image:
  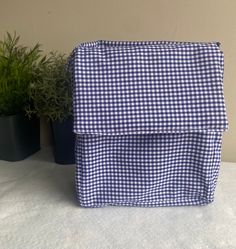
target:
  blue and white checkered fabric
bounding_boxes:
[69,40,228,208]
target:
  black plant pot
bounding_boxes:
[0,113,40,161]
[51,116,75,164]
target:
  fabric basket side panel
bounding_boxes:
[75,132,222,208]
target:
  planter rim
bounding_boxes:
[51,115,73,124]
[0,112,27,119]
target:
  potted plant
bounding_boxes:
[0,32,46,161]
[26,52,75,164]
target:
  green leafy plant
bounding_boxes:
[26,52,72,122]
[0,32,47,116]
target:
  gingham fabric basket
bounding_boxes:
[68,40,228,208]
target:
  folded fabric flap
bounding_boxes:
[69,40,228,135]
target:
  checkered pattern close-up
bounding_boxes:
[68,40,228,208]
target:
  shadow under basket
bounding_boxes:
[0,113,40,162]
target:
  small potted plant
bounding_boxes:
[0,32,46,161]
[26,52,75,164]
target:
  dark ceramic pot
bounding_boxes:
[0,113,40,161]
[51,116,75,164]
